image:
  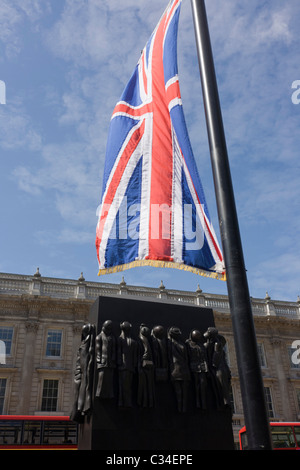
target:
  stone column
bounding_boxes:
[16,320,39,414]
[195,285,205,307]
[270,337,293,420]
[119,276,128,295]
[158,280,167,299]
[265,292,276,316]
[75,272,87,299]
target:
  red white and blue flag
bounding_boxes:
[96,0,225,280]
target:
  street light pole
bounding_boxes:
[190,0,272,450]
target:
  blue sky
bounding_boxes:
[0,0,299,302]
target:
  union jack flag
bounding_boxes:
[96,0,225,280]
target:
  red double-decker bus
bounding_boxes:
[239,422,300,450]
[0,415,77,449]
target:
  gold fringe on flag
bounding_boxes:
[98,259,226,281]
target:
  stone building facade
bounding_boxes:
[0,269,300,447]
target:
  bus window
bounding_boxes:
[293,426,300,447]
[271,426,296,449]
[23,420,41,445]
[240,432,248,450]
[42,420,77,445]
[0,420,22,445]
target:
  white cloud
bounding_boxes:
[252,252,300,301]
[0,2,23,56]
[255,9,292,45]
[12,166,41,195]
[45,0,146,70]
[0,100,42,150]
[13,140,101,229]
[237,165,300,227]
[35,228,94,246]
[0,0,50,57]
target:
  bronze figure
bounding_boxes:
[137,324,155,407]
[168,326,191,412]
[95,320,116,399]
[117,321,138,407]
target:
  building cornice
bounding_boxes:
[0,271,299,322]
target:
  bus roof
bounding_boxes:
[0,415,71,421]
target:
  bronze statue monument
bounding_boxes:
[71,295,234,450]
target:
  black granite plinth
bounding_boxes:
[77,295,234,450]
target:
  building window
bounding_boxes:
[0,327,13,356]
[257,343,267,368]
[264,386,274,418]
[41,379,59,412]
[45,330,62,357]
[0,378,7,414]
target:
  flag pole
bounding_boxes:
[190,0,272,450]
